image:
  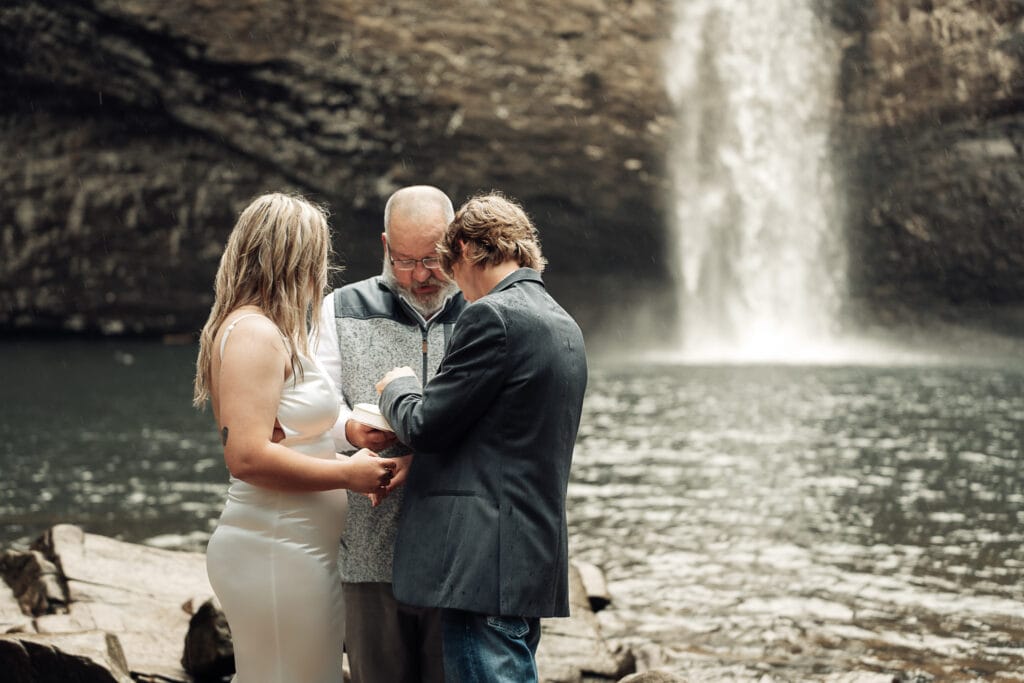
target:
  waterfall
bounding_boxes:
[665,0,845,361]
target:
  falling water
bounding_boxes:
[665,0,845,361]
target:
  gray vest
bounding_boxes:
[333,276,464,582]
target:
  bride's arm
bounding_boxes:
[217,317,393,493]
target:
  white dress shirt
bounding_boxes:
[314,292,355,452]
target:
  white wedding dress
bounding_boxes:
[206,314,348,682]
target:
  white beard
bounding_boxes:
[382,261,458,320]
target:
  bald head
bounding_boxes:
[383,185,455,237]
[380,185,459,317]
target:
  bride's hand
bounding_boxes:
[341,448,396,494]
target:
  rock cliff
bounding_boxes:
[0,0,1021,339]
[829,0,1024,329]
[0,0,674,338]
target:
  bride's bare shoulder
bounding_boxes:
[217,311,287,360]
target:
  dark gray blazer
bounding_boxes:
[379,268,587,618]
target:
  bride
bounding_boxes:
[193,193,396,682]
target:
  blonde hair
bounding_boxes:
[193,192,334,407]
[438,192,546,276]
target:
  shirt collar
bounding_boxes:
[489,267,544,294]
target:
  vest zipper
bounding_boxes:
[421,329,429,379]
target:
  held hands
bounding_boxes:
[375,366,416,394]
[367,454,412,508]
[345,419,398,451]
[341,448,398,495]
[364,365,416,506]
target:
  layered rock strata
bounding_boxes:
[0,1,1021,338]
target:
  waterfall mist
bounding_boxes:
[664,0,847,362]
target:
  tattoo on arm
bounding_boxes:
[221,426,229,446]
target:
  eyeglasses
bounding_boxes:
[386,243,442,271]
[388,254,443,271]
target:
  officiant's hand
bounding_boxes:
[375,366,416,393]
[345,419,398,451]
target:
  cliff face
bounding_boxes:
[829,0,1024,325]
[0,0,675,336]
[1,0,1021,338]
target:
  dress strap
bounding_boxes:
[219,313,266,361]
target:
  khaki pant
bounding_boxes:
[343,582,444,683]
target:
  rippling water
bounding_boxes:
[571,362,1024,680]
[2,341,1022,680]
[0,341,225,546]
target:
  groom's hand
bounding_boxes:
[375,366,416,393]
[367,454,412,507]
[385,454,412,490]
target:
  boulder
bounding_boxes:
[618,671,687,683]
[34,524,213,681]
[0,575,33,634]
[574,559,612,612]
[0,631,132,683]
[536,562,636,681]
[0,524,215,682]
[181,596,233,680]
[0,549,67,616]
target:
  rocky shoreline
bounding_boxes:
[0,526,956,682]
[0,524,670,683]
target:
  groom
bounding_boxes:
[376,192,588,681]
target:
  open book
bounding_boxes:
[351,403,394,432]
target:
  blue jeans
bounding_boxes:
[440,609,541,683]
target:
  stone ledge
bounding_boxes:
[0,524,640,683]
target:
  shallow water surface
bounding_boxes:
[570,363,1024,680]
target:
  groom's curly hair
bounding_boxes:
[437,192,546,276]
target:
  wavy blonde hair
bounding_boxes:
[193,192,334,407]
[437,192,546,276]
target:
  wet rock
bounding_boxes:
[891,671,935,683]
[0,549,67,616]
[818,675,909,683]
[0,631,132,683]
[574,560,612,613]
[0,575,33,634]
[0,524,215,682]
[610,637,673,675]
[617,670,686,683]
[537,562,636,681]
[181,596,233,679]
